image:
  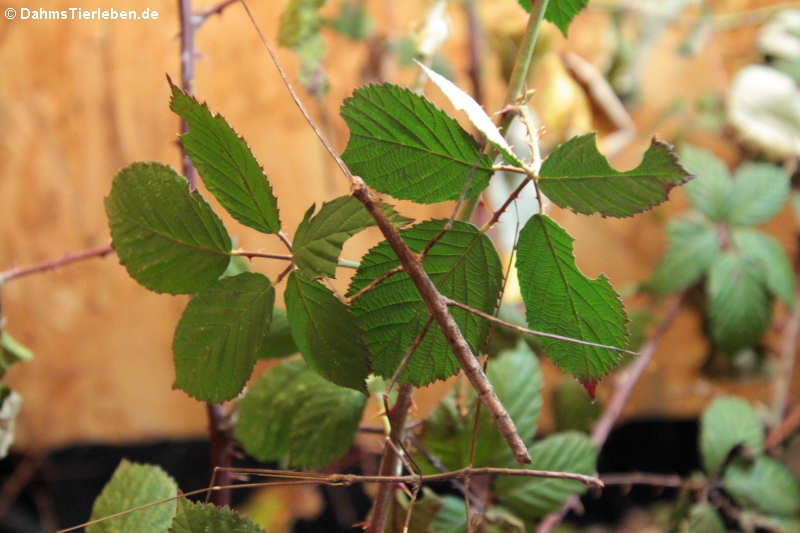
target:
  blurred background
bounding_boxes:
[0,0,798,531]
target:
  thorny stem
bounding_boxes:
[0,244,114,283]
[481,177,532,231]
[772,287,800,423]
[538,294,684,533]
[178,0,197,190]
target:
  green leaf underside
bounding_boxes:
[493,432,597,520]
[170,500,265,533]
[707,252,772,353]
[419,343,543,470]
[88,460,178,533]
[517,0,589,35]
[292,196,411,277]
[0,332,32,380]
[699,396,764,475]
[516,215,627,380]
[733,229,796,308]
[539,134,692,218]
[685,504,725,533]
[234,358,366,469]
[105,162,231,295]
[727,162,790,226]
[340,84,494,203]
[678,145,733,222]
[347,220,503,385]
[173,273,275,402]
[724,457,800,516]
[169,82,281,234]
[649,217,720,293]
[285,272,371,392]
[262,307,298,359]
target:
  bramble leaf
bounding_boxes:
[234,358,366,469]
[724,456,800,516]
[173,273,275,402]
[648,217,720,293]
[727,162,791,226]
[105,162,231,294]
[170,500,265,533]
[678,145,732,221]
[416,60,521,166]
[341,84,494,203]
[88,460,178,533]
[733,229,796,308]
[493,432,597,520]
[538,134,692,218]
[169,82,281,234]
[685,504,725,533]
[516,215,627,380]
[707,252,772,353]
[261,307,298,359]
[518,0,589,35]
[699,396,764,475]
[347,220,503,385]
[419,343,543,470]
[293,196,411,278]
[285,272,371,392]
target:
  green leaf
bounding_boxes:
[678,145,732,221]
[285,272,371,392]
[88,460,178,533]
[707,252,772,353]
[278,0,325,47]
[169,82,281,234]
[347,220,503,385]
[648,217,720,293]
[105,162,232,294]
[329,1,374,40]
[288,379,367,467]
[685,503,725,533]
[516,215,628,380]
[727,162,791,226]
[221,255,251,279]
[170,500,265,533]
[419,343,543,470]
[699,396,764,475]
[733,229,796,308]
[234,358,366,469]
[0,332,32,380]
[553,379,600,433]
[493,432,597,521]
[340,84,494,203]
[292,196,411,278]
[173,273,275,402]
[546,0,590,35]
[538,134,692,217]
[724,456,800,516]
[261,307,298,359]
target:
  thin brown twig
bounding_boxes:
[481,177,532,231]
[196,0,238,24]
[766,404,800,450]
[772,288,800,422]
[384,316,434,399]
[347,265,404,303]
[0,244,114,283]
[177,0,197,190]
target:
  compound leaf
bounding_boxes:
[733,229,796,308]
[88,460,178,533]
[293,196,411,278]
[347,220,503,385]
[493,432,597,521]
[234,358,366,469]
[727,162,791,226]
[724,456,800,516]
[707,252,772,353]
[285,272,371,392]
[538,134,692,218]
[170,82,280,234]
[649,217,720,293]
[170,500,265,533]
[699,396,764,475]
[105,162,231,294]
[678,145,732,221]
[341,84,494,203]
[173,273,275,402]
[516,215,627,380]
